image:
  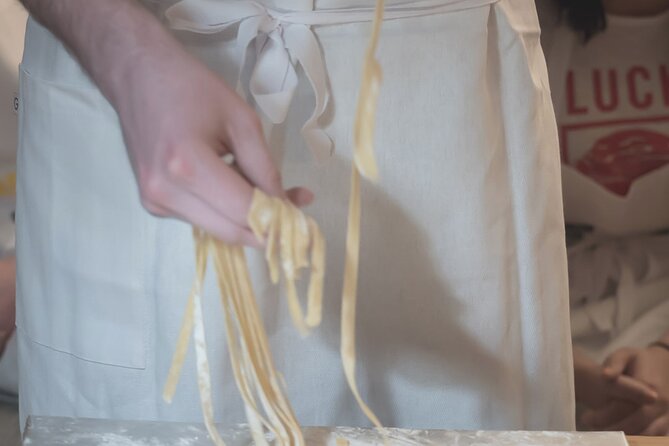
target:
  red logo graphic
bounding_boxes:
[576,128,669,196]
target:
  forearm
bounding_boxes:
[19,0,183,108]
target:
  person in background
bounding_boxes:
[538,0,669,436]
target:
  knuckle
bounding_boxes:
[165,149,196,184]
[137,140,197,215]
[138,171,169,215]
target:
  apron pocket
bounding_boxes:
[16,64,148,370]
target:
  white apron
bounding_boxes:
[16,0,575,432]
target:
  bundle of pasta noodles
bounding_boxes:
[163,0,386,444]
[163,194,325,446]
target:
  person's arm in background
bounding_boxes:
[19,0,311,244]
[581,330,669,435]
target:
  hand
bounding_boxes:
[21,0,312,246]
[581,346,669,436]
[114,45,312,245]
[573,347,658,410]
[604,346,669,397]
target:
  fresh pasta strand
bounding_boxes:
[163,228,208,404]
[192,270,227,446]
[352,0,384,182]
[341,0,386,431]
[164,229,227,446]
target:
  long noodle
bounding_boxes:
[163,0,386,443]
[341,0,386,430]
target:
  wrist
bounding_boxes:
[87,2,178,108]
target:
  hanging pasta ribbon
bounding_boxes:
[340,0,386,431]
[163,195,325,446]
[163,229,227,446]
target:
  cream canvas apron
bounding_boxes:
[16,0,575,432]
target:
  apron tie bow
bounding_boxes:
[166,0,333,162]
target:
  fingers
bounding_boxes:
[171,193,261,247]
[641,413,669,436]
[286,187,314,208]
[164,141,256,228]
[610,374,659,405]
[139,159,260,246]
[221,102,316,209]
[140,141,316,246]
[603,348,638,378]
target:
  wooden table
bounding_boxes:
[627,437,669,446]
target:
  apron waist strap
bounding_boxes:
[166,0,499,161]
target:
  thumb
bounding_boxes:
[286,187,314,208]
[603,348,638,378]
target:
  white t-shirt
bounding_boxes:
[540,8,669,359]
[558,11,669,195]
[545,10,669,235]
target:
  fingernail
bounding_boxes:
[301,190,315,206]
